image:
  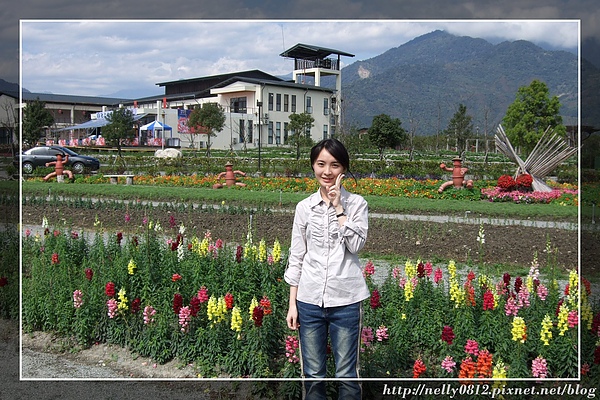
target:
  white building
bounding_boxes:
[28,43,354,150]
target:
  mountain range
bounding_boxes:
[338,30,582,135]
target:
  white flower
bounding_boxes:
[179,223,186,235]
[42,216,49,228]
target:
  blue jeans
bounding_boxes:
[297,300,362,400]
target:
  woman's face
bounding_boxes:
[313,148,345,193]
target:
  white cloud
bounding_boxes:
[21,19,579,97]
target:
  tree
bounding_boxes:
[102,108,135,158]
[367,114,406,160]
[287,112,315,160]
[22,98,54,148]
[187,103,226,157]
[502,79,565,156]
[444,103,473,157]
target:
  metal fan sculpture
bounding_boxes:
[494,125,577,192]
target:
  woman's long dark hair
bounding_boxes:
[310,138,350,171]
[310,138,356,182]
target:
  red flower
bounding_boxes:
[516,173,533,189]
[173,293,183,315]
[260,296,272,315]
[85,268,93,281]
[252,306,264,327]
[197,286,209,303]
[189,296,201,317]
[417,262,425,278]
[497,175,516,190]
[459,356,476,379]
[482,290,494,311]
[370,289,381,309]
[105,282,115,297]
[467,271,475,282]
[476,349,493,378]
[591,312,600,336]
[413,358,427,378]
[235,245,243,263]
[441,325,455,345]
[514,276,522,293]
[130,298,141,314]
[503,273,511,289]
[172,273,182,282]
[594,346,600,365]
[224,293,234,309]
[51,252,59,265]
[116,232,123,245]
[132,236,139,247]
[0,276,7,287]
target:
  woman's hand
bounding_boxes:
[327,173,345,208]
[286,305,299,330]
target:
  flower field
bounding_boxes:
[60,174,581,205]
[21,213,600,385]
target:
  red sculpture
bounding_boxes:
[43,154,74,182]
[213,162,246,189]
[438,157,473,193]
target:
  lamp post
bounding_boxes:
[257,100,262,171]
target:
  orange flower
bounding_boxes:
[459,356,476,379]
[476,349,493,378]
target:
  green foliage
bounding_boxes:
[444,104,473,157]
[287,112,315,160]
[102,108,136,158]
[0,225,19,319]
[22,98,54,147]
[187,103,226,157]
[368,114,407,160]
[502,80,566,156]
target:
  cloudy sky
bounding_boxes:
[3,0,599,90]
[20,19,579,98]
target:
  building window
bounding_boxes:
[268,93,274,111]
[248,120,253,143]
[230,97,247,113]
[276,122,281,145]
[268,121,274,144]
[284,122,289,143]
[323,98,329,115]
[239,120,245,143]
[323,125,328,140]
[306,96,312,114]
[291,95,296,113]
[276,94,281,111]
[284,94,289,112]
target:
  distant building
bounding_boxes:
[23,43,354,150]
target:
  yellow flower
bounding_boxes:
[207,296,217,322]
[511,316,526,343]
[581,290,593,331]
[200,237,210,257]
[526,276,534,293]
[231,306,243,333]
[449,281,463,308]
[404,280,414,302]
[401,313,407,320]
[492,359,507,379]
[127,259,136,275]
[540,314,553,345]
[248,297,258,321]
[567,269,579,307]
[557,303,569,336]
[258,239,267,262]
[405,260,416,279]
[448,260,457,280]
[272,239,282,263]
[117,288,128,311]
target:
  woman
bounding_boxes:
[285,138,369,400]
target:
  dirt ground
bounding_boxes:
[22,204,583,270]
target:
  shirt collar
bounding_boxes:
[308,186,349,208]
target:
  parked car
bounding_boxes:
[14,146,101,174]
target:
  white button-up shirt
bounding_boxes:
[284,187,370,308]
